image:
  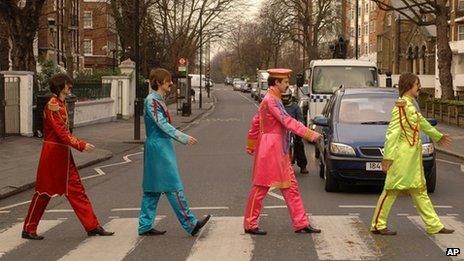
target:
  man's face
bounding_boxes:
[62,83,72,96]
[411,79,421,98]
[160,79,173,93]
[275,78,290,93]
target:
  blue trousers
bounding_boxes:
[138,190,198,234]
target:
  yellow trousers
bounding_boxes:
[371,187,444,234]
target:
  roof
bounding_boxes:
[310,59,377,67]
[337,87,399,95]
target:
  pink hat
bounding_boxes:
[267,68,293,79]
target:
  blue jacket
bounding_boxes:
[143,92,189,192]
[284,101,304,123]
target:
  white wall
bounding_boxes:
[74,98,115,127]
[379,74,435,89]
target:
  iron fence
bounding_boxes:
[72,80,111,101]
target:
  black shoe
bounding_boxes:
[244,228,267,235]
[21,231,44,240]
[295,226,321,234]
[139,228,167,236]
[438,227,455,234]
[371,228,397,235]
[191,215,211,236]
[87,226,115,236]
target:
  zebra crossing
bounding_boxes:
[0,215,462,260]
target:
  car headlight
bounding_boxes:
[422,143,434,156]
[330,142,356,156]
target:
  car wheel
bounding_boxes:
[426,164,437,193]
[323,157,339,192]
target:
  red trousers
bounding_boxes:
[23,165,100,233]
[244,172,310,231]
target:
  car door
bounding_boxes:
[319,93,337,157]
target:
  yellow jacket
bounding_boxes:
[383,96,442,190]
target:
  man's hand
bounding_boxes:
[246,148,254,155]
[438,134,452,147]
[187,136,198,145]
[381,160,392,173]
[84,143,95,152]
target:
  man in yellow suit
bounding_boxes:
[371,73,454,235]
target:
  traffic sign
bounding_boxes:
[178,57,187,66]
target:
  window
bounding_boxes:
[83,39,93,55]
[364,24,368,36]
[84,11,92,29]
[365,3,369,14]
[459,0,464,10]
[365,43,368,54]
[358,26,361,38]
[370,21,374,33]
[459,25,464,40]
[378,37,383,52]
[386,13,392,26]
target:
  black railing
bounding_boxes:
[73,80,111,101]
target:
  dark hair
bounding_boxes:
[398,73,419,97]
[149,68,172,90]
[49,73,73,96]
[267,77,282,87]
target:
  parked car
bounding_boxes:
[233,80,246,91]
[241,82,252,93]
[313,88,437,193]
[250,82,258,99]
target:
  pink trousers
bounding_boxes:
[244,172,310,231]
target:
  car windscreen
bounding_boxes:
[337,94,396,124]
[312,66,378,94]
[261,82,268,90]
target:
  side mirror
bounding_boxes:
[427,118,437,126]
[313,115,329,127]
[296,73,304,87]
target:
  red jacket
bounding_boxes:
[35,96,87,196]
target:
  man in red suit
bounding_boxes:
[22,74,114,240]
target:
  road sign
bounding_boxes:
[178,57,187,66]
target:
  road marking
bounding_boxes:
[437,158,461,166]
[348,213,360,216]
[0,200,32,211]
[0,210,10,214]
[82,151,143,181]
[0,220,63,258]
[408,216,464,260]
[186,217,254,261]
[397,213,410,216]
[111,207,229,212]
[45,209,74,213]
[433,206,453,209]
[237,92,259,108]
[268,188,284,201]
[447,214,460,216]
[338,205,376,209]
[58,217,163,261]
[263,205,287,209]
[311,215,380,260]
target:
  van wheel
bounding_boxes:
[426,165,437,193]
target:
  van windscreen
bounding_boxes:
[312,66,378,94]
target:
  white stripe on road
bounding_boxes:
[45,209,75,213]
[268,188,284,201]
[237,92,259,108]
[263,205,287,209]
[0,220,63,258]
[58,217,163,261]
[311,216,380,260]
[338,205,376,208]
[111,207,229,212]
[186,217,253,261]
[408,216,464,260]
[0,210,10,214]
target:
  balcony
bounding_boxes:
[450,40,464,54]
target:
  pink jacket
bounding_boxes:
[246,87,320,188]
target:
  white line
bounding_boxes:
[58,217,163,261]
[186,217,254,261]
[311,215,380,260]
[237,92,259,108]
[408,216,464,260]
[82,151,143,181]
[0,210,10,214]
[111,207,229,212]
[338,205,376,209]
[0,200,32,211]
[433,206,453,209]
[447,214,460,216]
[108,216,120,219]
[397,213,409,216]
[45,209,74,213]
[57,218,68,220]
[111,208,140,212]
[263,205,287,209]
[348,213,360,216]
[0,220,64,257]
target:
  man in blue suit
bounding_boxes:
[138,68,210,236]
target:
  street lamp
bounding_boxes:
[134,0,141,140]
[355,0,359,59]
[199,14,203,109]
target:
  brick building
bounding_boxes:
[449,0,464,96]
[82,0,118,72]
[38,0,84,72]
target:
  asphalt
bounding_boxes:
[0,94,214,199]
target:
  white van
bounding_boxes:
[256,70,269,102]
[302,59,379,127]
[189,74,207,88]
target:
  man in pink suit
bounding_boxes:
[243,68,322,235]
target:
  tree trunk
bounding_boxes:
[0,17,10,70]
[9,19,37,73]
[436,6,455,100]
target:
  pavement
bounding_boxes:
[0,94,214,199]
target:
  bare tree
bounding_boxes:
[370,0,455,100]
[0,0,46,73]
[0,15,9,70]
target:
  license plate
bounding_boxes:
[366,162,382,171]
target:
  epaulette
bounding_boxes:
[47,98,60,111]
[395,98,406,107]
